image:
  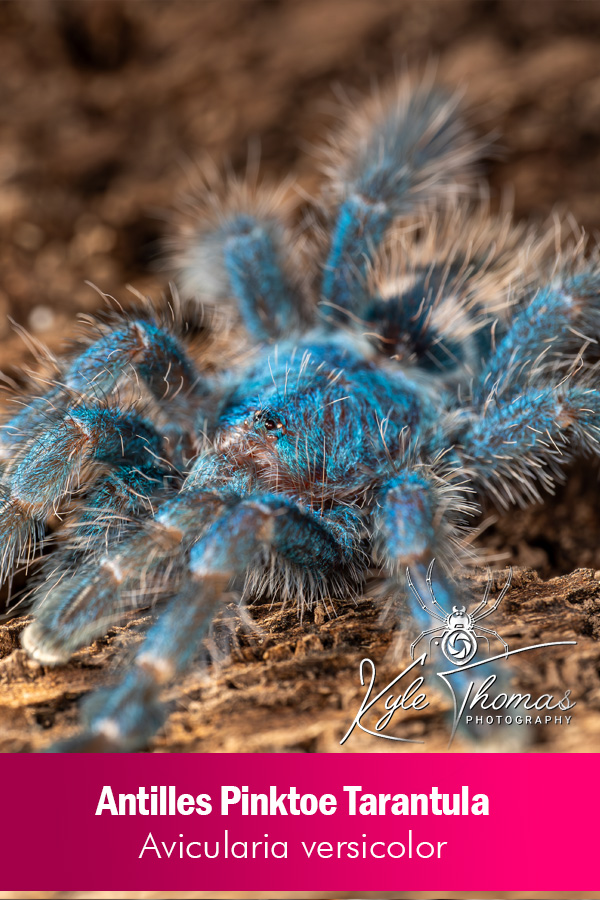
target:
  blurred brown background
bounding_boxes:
[1,0,600,753]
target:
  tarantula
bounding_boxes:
[2,75,599,751]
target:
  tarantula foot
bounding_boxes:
[70,674,168,752]
[20,622,72,667]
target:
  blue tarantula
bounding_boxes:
[2,75,599,751]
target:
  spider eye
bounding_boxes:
[253,410,284,433]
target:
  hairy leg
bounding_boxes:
[41,494,353,751]
[471,258,600,405]
[372,464,520,745]
[320,75,484,318]
[451,383,600,508]
[0,315,209,467]
[21,487,227,665]
[174,176,306,340]
[374,464,476,625]
[0,406,166,584]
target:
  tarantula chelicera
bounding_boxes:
[2,75,599,751]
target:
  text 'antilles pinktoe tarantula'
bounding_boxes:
[3,74,599,751]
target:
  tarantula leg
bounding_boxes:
[375,471,518,745]
[374,467,474,634]
[454,384,600,508]
[21,488,227,665]
[221,218,304,339]
[472,262,600,404]
[0,406,165,585]
[46,495,349,751]
[43,462,171,572]
[321,77,482,318]
[175,190,304,340]
[49,578,224,753]
[23,487,347,669]
[66,319,203,403]
[0,318,209,465]
[17,462,169,637]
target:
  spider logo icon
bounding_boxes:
[407,562,513,666]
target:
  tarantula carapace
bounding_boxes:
[2,75,598,750]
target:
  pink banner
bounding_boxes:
[4,753,597,891]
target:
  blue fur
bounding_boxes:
[322,84,474,315]
[322,195,391,313]
[223,217,297,338]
